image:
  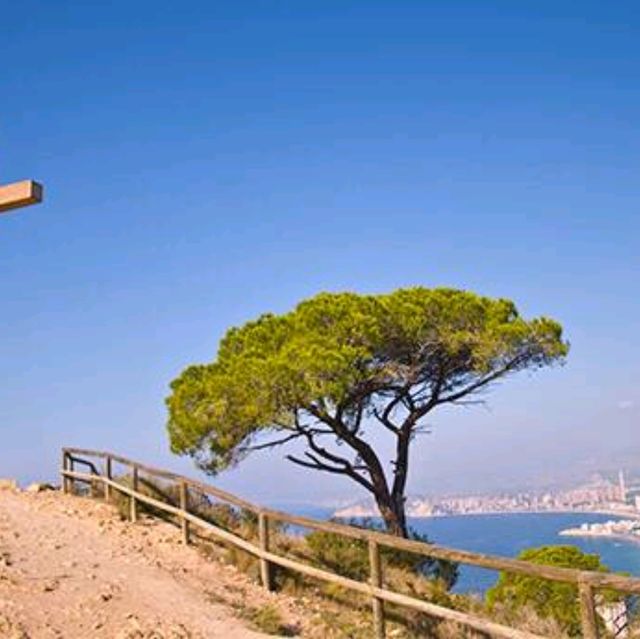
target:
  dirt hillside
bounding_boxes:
[0,487,307,638]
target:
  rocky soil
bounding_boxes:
[0,487,307,638]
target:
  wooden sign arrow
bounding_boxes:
[0,180,44,214]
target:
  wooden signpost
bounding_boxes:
[0,179,43,214]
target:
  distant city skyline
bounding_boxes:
[335,468,640,517]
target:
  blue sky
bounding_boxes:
[2,1,639,504]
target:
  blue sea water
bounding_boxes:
[283,506,640,595]
[409,512,640,594]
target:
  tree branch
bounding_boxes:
[302,430,375,491]
[307,404,393,502]
[286,453,375,493]
[435,356,524,406]
[372,407,400,434]
[244,432,303,452]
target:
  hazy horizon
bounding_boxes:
[2,2,639,507]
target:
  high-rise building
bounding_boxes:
[619,469,627,502]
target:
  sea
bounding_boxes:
[284,506,640,594]
[409,512,640,594]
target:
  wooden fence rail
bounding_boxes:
[60,447,640,639]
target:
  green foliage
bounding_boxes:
[196,501,259,537]
[486,545,612,636]
[246,604,294,636]
[305,519,458,590]
[167,287,567,474]
[166,287,567,537]
[306,526,369,581]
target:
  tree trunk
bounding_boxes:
[376,495,409,538]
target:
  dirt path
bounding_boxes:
[0,488,304,638]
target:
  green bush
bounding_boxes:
[306,527,370,580]
[247,604,295,636]
[486,545,615,636]
[305,518,458,589]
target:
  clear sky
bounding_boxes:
[2,1,639,505]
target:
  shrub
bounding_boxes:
[306,527,370,580]
[305,518,458,589]
[486,545,615,636]
[247,604,294,635]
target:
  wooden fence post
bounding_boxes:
[68,454,75,495]
[104,456,112,502]
[130,465,139,523]
[89,463,98,498]
[369,539,385,639]
[579,578,599,639]
[180,481,190,545]
[61,450,69,494]
[258,511,273,591]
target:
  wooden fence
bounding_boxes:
[60,447,640,639]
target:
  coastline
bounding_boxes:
[560,530,640,545]
[422,509,640,520]
[336,508,640,521]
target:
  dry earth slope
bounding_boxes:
[0,487,307,638]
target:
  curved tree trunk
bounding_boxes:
[376,495,409,538]
[375,427,412,538]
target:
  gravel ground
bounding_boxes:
[0,487,305,638]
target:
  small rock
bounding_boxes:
[42,579,58,592]
[0,479,19,491]
[25,482,54,493]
